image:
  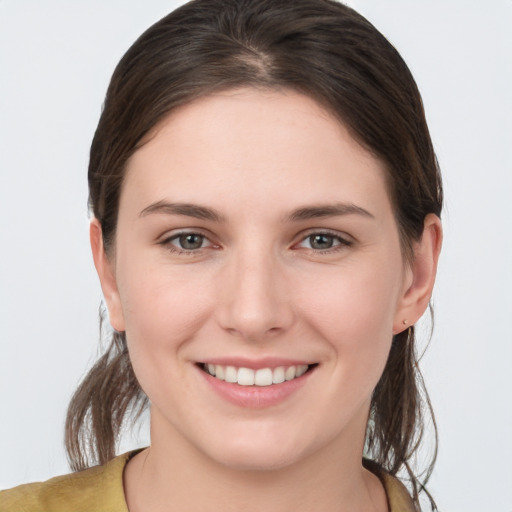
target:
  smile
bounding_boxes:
[202,363,312,386]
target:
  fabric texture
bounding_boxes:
[1,451,415,511]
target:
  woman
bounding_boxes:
[1,0,442,510]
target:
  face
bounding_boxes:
[94,88,427,471]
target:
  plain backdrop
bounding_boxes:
[1,1,511,510]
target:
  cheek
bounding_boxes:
[301,262,400,338]
[115,260,213,378]
[297,263,401,387]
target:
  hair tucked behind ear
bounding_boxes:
[365,324,438,508]
[67,1,442,508]
[65,310,147,471]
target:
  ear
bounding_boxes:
[90,219,126,332]
[393,214,443,334]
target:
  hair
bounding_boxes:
[66,0,442,509]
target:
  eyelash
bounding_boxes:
[160,231,214,255]
[159,229,353,255]
[294,230,353,253]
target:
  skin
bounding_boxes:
[91,88,442,512]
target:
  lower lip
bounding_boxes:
[198,366,314,409]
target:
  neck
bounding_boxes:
[123,409,387,512]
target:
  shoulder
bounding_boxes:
[0,451,136,512]
[364,459,417,512]
[379,471,417,512]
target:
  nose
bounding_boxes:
[216,245,294,341]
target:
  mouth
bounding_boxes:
[199,363,317,386]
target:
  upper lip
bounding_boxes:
[198,357,315,370]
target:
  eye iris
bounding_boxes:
[179,234,204,250]
[310,234,334,249]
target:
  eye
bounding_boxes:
[296,231,352,251]
[307,234,337,250]
[162,232,212,252]
[176,233,206,250]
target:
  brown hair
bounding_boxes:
[66,0,442,509]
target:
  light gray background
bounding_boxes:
[1,1,511,510]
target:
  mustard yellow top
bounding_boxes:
[0,451,415,511]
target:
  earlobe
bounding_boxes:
[393,214,443,334]
[90,219,126,332]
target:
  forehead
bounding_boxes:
[122,88,391,221]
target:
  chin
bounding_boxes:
[199,424,319,472]
[211,444,303,472]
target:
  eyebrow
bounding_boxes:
[139,201,226,222]
[287,203,374,221]
[139,200,374,223]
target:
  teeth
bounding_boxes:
[215,365,225,380]
[203,364,310,386]
[285,366,296,381]
[237,367,255,386]
[224,366,237,383]
[272,366,285,384]
[254,368,273,386]
[296,364,308,377]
